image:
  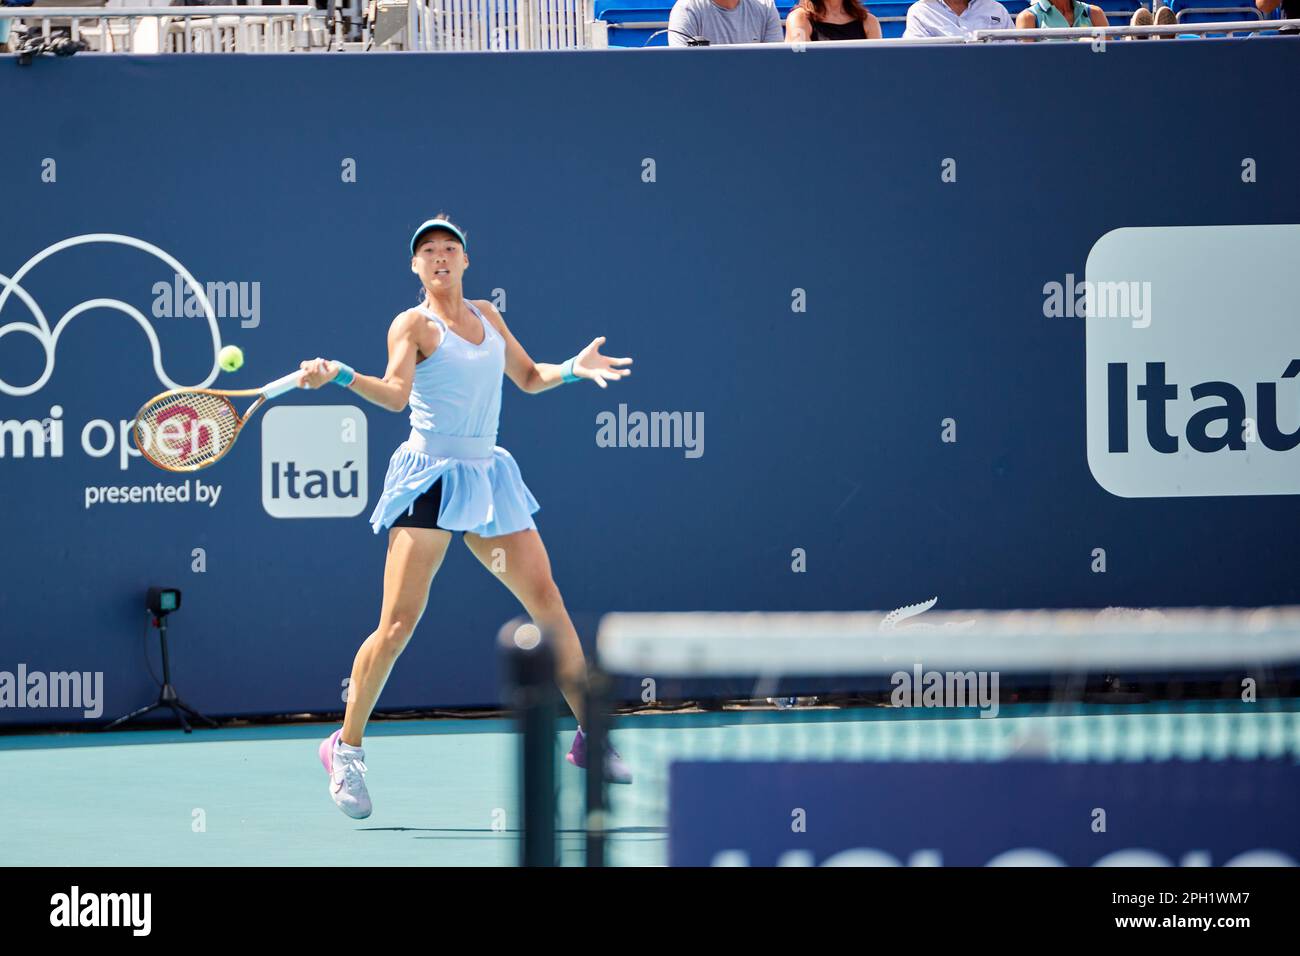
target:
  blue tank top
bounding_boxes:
[407,300,504,442]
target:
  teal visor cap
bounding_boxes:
[410,219,468,255]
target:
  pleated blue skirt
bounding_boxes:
[369,430,540,537]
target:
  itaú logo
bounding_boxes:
[1085,224,1300,498]
[1103,360,1300,454]
[261,406,368,519]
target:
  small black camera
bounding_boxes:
[146,587,182,618]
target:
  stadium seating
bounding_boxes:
[1170,0,1275,35]
[1171,0,1264,20]
[4,0,1287,51]
[595,0,1151,46]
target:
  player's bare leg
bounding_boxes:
[320,526,452,818]
[463,528,631,783]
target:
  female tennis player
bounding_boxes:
[302,216,633,819]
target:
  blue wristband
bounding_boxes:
[560,356,581,384]
[331,362,356,387]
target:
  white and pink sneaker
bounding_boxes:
[566,728,633,785]
[319,729,373,819]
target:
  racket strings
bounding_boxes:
[134,391,240,472]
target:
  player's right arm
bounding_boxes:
[298,309,434,412]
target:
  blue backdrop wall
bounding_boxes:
[2,39,1298,725]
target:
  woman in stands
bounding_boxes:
[1015,0,1108,30]
[298,215,634,819]
[786,0,882,40]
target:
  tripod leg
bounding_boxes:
[175,698,219,728]
[169,703,193,734]
[104,700,166,731]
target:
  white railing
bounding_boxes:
[971,18,1298,39]
[0,5,324,53]
[4,5,1296,52]
[404,0,599,50]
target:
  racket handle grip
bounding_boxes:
[263,370,302,399]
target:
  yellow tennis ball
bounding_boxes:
[218,345,244,373]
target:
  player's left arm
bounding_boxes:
[474,300,632,394]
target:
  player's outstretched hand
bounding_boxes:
[573,337,632,389]
[298,358,339,389]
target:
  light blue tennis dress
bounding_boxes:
[368,301,540,536]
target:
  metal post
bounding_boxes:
[499,619,557,868]
[584,667,610,867]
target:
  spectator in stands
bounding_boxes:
[667,0,783,44]
[1256,0,1299,32]
[902,0,1014,38]
[1127,4,1176,37]
[1015,0,1107,30]
[786,0,882,40]
[0,0,24,53]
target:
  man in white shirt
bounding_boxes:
[902,0,1013,37]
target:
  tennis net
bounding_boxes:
[525,607,1300,866]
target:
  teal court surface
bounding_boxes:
[3,703,1298,867]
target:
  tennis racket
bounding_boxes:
[132,370,303,473]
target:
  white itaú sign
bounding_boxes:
[1086,224,1300,498]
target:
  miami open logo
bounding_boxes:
[0,233,256,479]
[0,233,227,398]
